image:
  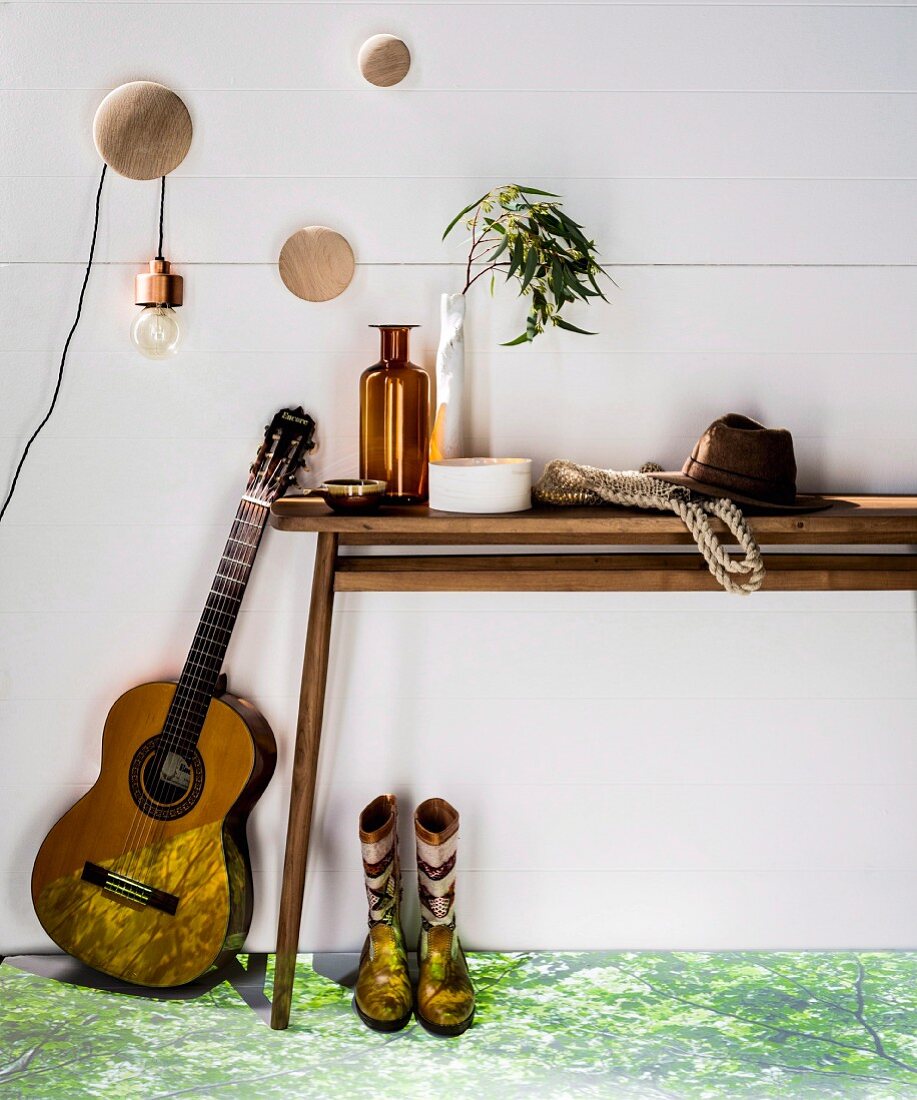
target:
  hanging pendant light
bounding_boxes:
[131,257,183,360]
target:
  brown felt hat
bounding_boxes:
[648,413,832,513]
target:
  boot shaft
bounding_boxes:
[414,797,459,931]
[359,793,402,928]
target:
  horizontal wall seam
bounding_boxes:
[4,605,917,614]
[5,351,915,359]
[3,175,917,181]
[7,3,917,7]
[4,262,917,269]
[6,86,917,94]
[4,690,917,699]
[7,781,917,789]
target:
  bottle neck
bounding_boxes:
[378,327,410,364]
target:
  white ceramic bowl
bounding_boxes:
[429,458,532,514]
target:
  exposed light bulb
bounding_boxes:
[133,258,184,361]
[131,305,182,360]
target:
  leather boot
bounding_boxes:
[353,794,413,1031]
[414,797,475,1036]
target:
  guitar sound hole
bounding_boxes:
[128,736,205,820]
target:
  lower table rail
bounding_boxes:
[333,552,917,592]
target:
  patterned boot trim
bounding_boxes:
[414,797,459,930]
[359,793,401,928]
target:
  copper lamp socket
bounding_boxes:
[135,258,183,307]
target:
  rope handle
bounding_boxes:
[675,497,765,594]
[533,460,766,594]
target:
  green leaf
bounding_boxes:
[500,332,531,346]
[520,246,539,291]
[551,263,565,305]
[563,278,588,302]
[442,191,490,240]
[507,235,525,280]
[556,209,585,231]
[554,317,597,336]
[556,213,590,248]
[514,184,560,198]
[588,269,610,301]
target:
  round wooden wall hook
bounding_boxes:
[93,81,193,180]
[279,227,356,302]
[359,35,411,87]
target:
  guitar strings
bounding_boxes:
[120,496,266,882]
[122,438,296,882]
[123,432,303,885]
[120,496,267,880]
[137,480,282,863]
[147,465,274,785]
[138,499,267,861]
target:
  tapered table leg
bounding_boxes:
[270,532,338,1029]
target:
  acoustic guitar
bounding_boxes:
[31,407,316,987]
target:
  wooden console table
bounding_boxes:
[266,495,917,1029]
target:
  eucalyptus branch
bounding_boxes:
[444,183,610,346]
[464,204,481,295]
[465,261,509,293]
[466,238,500,274]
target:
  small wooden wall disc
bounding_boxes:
[279,227,355,302]
[359,35,411,87]
[93,81,193,180]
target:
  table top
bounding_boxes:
[270,495,917,545]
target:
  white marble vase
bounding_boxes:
[431,292,466,460]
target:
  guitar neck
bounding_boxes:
[164,496,271,746]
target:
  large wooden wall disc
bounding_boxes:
[93,82,193,180]
[359,35,412,87]
[279,227,356,302]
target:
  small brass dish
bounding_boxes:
[305,479,387,513]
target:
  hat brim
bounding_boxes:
[646,471,836,514]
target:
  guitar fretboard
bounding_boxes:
[161,498,270,749]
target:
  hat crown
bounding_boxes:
[683,414,798,506]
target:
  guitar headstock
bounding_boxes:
[245,407,317,506]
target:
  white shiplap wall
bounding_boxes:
[1,1,915,954]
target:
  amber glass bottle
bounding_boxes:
[360,325,430,503]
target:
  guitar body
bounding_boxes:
[31,681,276,987]
[30,406,314,988]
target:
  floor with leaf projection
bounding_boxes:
[1,952,916,1098]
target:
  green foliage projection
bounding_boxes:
[1,952,915,1098]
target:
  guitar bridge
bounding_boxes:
[81,861,179,916]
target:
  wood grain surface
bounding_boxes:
[93,82,192,180]
[358,35,412,87]
[332,552,917,593]
[271,532,338,1029]
[278,226,355,302]
[271,496,917,544]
